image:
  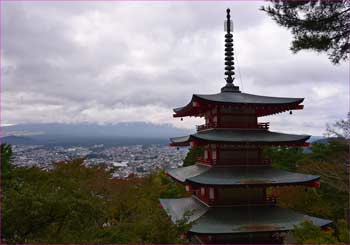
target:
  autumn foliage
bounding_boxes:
[1,145,189,244]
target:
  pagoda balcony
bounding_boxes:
[216,159,272,165]
[196,122,270,131]
[197,158,271,165]
[222,199,277,207]
[197,157,213,165]
[192,192,277,206]
[264,197,277,205]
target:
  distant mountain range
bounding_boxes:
[1,122,324,147]
[1,123,193,146]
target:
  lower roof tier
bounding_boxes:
[167,164,319,186]
[170,129,310,146]
[160,197,332,235]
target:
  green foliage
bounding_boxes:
[261,1,350,64]
[326,113,350,139]
[291,221,338,244]
[337,219,350,244]
[295,140,349,220]
[289,219,350,244]
[274,142,349,220]
[274,186,336,219]
[266,121,349,243]
[155,171,189,198]
[1,144,14,189]
[263,146,304,171]
[2,159,110,243]
[307,141,349,163]
[183,146,203,167]
[1,153,189,243]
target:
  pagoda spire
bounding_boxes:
[222,8,240,92]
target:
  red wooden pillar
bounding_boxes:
[263,187,267,201]
[209,186,215,205]
[208,144,212,163]
[216,144,220,163]
[217,105,221,127]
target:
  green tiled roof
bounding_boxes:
[170,129,310,145]
[167,165,319,186]
[174,92,303,113]
[160,197,332,234]
[167,164,209,182]
[195,92,303,105]
[160,197,208,223]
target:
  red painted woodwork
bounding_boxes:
[197,157,213,165]
[196,122,270,131]
[194,187,211,204]
[197,158,272,166]
[308,180,321,188]
[180,233,188,239]
[174,101,305,118]
[169,142,188,147]
[322,226,332,232]
[171,100,310,208]
[193,101,200,107]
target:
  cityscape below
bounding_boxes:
[2,123,324,180]
[11,143,188,179]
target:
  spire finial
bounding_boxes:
[221,8,240,92]
[226,8,231,32]
[224,8,234,84]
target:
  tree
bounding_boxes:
[289,221,339,244]
[183,146,203,167]
[1,144,14,191]
[287,219,349,244]
[274,186,335,218]
[261,0,350,64]
[325,113,350,139]
[1,151,190,244]
[2,159,109,243]
[263,146,304,171]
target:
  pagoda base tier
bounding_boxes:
[160,197,332,235]
[167,164,319,186]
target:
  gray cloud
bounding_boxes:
[2,2,348,135]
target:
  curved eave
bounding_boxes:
[170,135,191,146]
[173,93,304,118]
[190,206,332,235]
[187,175,320,187]
[190,134,310,146]
[170,130,310,147]
[160,197,332,235]
[166,164,210,183]
[193,94,304,108]
[167,165,320,187]
[160,197,208,224]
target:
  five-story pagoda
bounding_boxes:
[160,9,331,244]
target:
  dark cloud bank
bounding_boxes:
[2,2,348,135]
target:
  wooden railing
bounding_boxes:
[196,122,269,131]
[196,157,271,165]
[197,157,213,164]
[198,199,277,207]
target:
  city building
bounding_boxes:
[160,9,332,244]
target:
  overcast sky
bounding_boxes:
[2,1,349,135]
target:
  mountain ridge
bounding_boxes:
[1,122,324,146]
